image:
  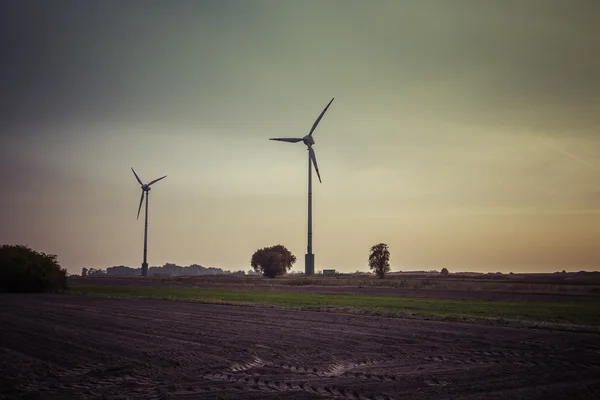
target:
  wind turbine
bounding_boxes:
[131,167,167,277]
[269,97,334,276]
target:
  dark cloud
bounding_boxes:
[3,1,599,137]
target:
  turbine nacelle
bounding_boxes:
[303,135,315,147]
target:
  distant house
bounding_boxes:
[323,269,336,276]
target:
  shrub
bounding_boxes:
[0,244,68,293]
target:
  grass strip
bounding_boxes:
[69,285,600,330]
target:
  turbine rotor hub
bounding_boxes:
[303,135,315,146]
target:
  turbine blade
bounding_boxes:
[309,147,322,183]
[137,191,144,219]
[269,138,303,143]
[148,175,167,186]
[131,167,143,185]
[308,97,334,136]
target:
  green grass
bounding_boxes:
[69,285,600,329]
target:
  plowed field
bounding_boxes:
[1,294,599,399]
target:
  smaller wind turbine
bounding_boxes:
[269,97,334,276]
[131,167,167,277]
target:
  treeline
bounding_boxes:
[0,244,68,293]
[82,263,247,277]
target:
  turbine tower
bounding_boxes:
[131,168,167,277]
[269,98,334,276]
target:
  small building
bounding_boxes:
[323,269,336,276]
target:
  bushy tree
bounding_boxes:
[369,243,390,278]
[251,244,296,278]
[0,244,68,293]
[440,267,449,276]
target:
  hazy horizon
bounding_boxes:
[2,1,599,275]
[80,262,599,276]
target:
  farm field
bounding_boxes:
[69,285,600,329]
[69,275,600,304]
[68,276,600,330]
[1,294,600,400]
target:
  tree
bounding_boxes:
[440,268,449,276]
[0,244,68,293]
[251,244,296,278]
[368,243,390,278]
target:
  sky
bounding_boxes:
[2,0,600,275]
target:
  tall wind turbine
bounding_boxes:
[269,98,334,276]
[131,167,167,277]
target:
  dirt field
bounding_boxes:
[1,294,599,400]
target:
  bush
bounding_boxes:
[0,244,68,293]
